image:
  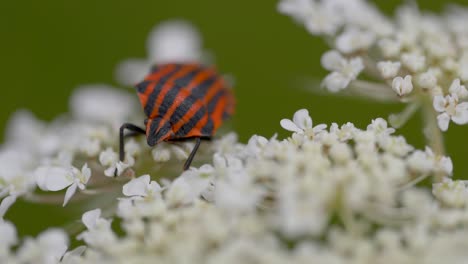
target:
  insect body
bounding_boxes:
[117,63,235,174]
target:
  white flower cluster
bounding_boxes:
[3,108,468,263]
[279,0,468,131]
[0,89,201,215]
[0,21,206,217]
[2,12,468,263]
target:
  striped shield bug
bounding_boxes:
[117,63,235,175]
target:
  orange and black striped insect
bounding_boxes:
[117,63,235,175]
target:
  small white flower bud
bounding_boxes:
[442,57,458,72]
[99,148,118,167]
[458,60,468,82]
[335,28,375,54]
[407,150,433,174]
[378,135,414,157]
[171,145,189,160]
[392,75,413,96]
[152,148,171,162]
[417,71,437,90]
[433,178,468,208]
[401,52,426,72]
[124,139,142,157]
[0,220,17,247]
[377,61,401,79]
[448,79,468,99]
[79,138,101,157]
[329,143,352,164]
[378,38,401,58]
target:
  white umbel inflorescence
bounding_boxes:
[0,86,199,219]
[2,108,465,263]
[1,10,468,263]
[279,0,468,131]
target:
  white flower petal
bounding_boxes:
[62,246,86,262]
[457,101,468,111]
[148,181,162,194]
[35,166,72,191]
[171,145,189,160]
[114,58,151,86]
[36,228,69,261]
[99,148,118,167]
[0,220,17,246]
[348,57,365,77]
[448,78,468,98]
[437,113,450,131]
[152,147,171,162]
[323,72,351,92]
[392,75,413,96]
[335,28,375,54]
[70,86,136,124]
[82,209,101,230]
[378,38,401,58]
[313,124,328,134]
[292,109,312,130]
[147,20,202,64]
[104,166,117,177]
[5,110,44,150]
[104,161,132,177]
[401,52,426,72]
[439,156,453,176]
[321,50,344,71]
[433,95,446,113]
[417,70,437,89]
[79,138,100,157]
[80,163,92,184]
[407,150,434,173]
[452,103,468,124]
[377,61,401,79]
[280,119,302,133]
[123,175,151,197]
[166,177,197,206]
[0,195,17,218]
[124,138,142,157]
[391,76,403,95]
[63,184,78,206]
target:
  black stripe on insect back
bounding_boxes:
[175,106,207,137]
[143,65,182,117]
[147,117,172,146]
[168,75,218,123]
[136,80,151,94]
[199,86,224,135]
[206,89,225,114]
[148,118,162,139]
[158,68,202,117]
[200,117,214,135]
[191,75,218,100]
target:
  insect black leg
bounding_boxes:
[124,131,145,138]
[183,137,202,170]
[115,123,146,176]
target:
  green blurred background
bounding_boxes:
[1,0,468,237]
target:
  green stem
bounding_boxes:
[389,101,421,128]
[397,173,429,190]
[348,80,399,102]
[422,95,446,182]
